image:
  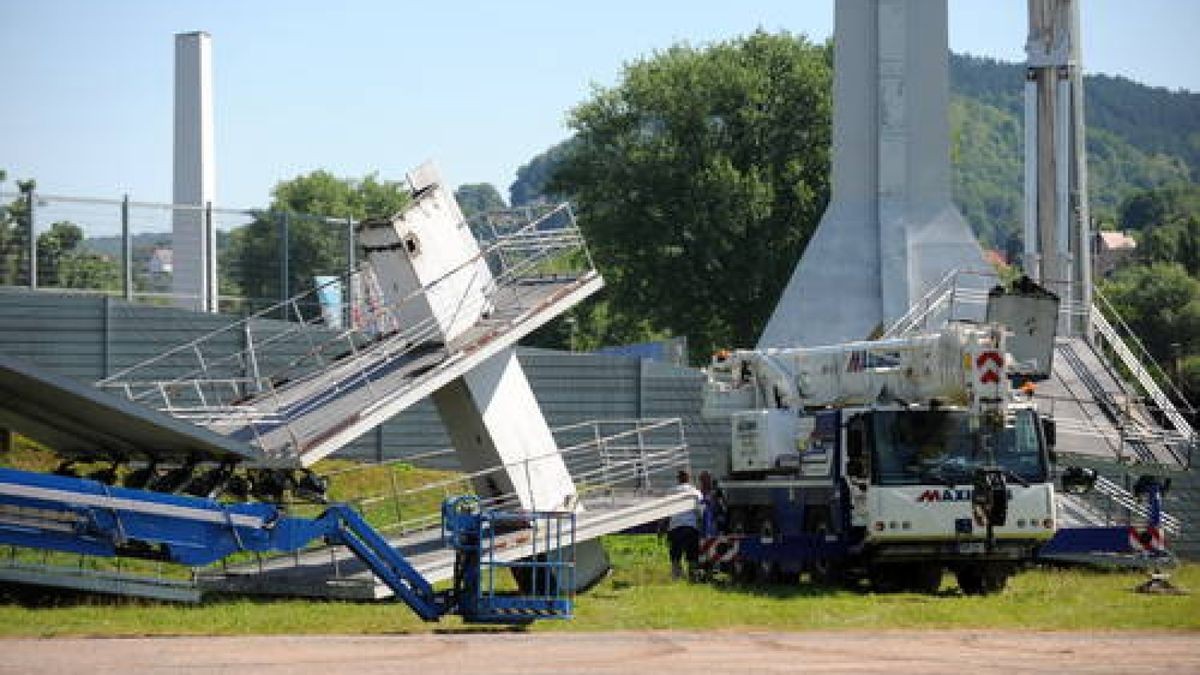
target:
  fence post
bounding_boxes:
[122,194,133,302]
[376,424,384,463]
[279,211,290,309]
[346,216,356,327]
[23,185,36,289]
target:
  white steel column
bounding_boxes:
[759,0,985,348]
[172,31,217,312]
[431,349,610,590]
[1025,0,1091,335]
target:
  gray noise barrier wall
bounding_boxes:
[0,290,727,473]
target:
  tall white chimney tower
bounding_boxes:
[172,31,217,312]
[759,0,986,348]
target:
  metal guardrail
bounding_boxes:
[1,541,202,602]
[882,268,1092,340]
[335,417,687,533]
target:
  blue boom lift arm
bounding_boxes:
[0,467,573,624]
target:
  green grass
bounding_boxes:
[3,438,1196,636]
[0,434,58,472]
[550,536,1200,632]
[1,535,1197,637]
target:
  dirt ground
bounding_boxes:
[2,630,1196,674]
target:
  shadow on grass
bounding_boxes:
[0,584,388,610]
[699,576,848,600]
[0,584,173,608]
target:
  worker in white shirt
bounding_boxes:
[667,469,703,580]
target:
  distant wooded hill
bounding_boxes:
[510,52,1199,251]
[949,53,1198,249]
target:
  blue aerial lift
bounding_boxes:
[0,467,573,625]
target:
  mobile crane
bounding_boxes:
[700,282,1060,594]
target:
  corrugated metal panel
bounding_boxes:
[0,291,107,381]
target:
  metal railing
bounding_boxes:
[95,203,596,460]
[337,418,688,534]
[881,268,1091,339]
[227,418,690,577]
[1091,291,1196,452]
[1066,474,1184,536]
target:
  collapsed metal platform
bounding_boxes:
[0,354,255,465]
[0,185,698,600]
[84,202,603,469]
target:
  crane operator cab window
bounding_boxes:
[870,409,1047,487]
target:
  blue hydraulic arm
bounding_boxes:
[0,467,570,624]
[314,504,444,621]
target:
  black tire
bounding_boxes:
[810,556,842,587]
[807,522,842,587]
[867,563,941,594]
[907,563,943,594]
[755,513,781,584]
[955,564,1010,596]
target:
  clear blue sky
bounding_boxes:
[1,0,1197,212]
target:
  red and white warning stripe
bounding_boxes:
[699,535,740,565]
[1128,526,1166,553]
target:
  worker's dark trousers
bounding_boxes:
[668,525,700,578]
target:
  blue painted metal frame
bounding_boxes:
[0,468,572,624]
[441,495,574,623]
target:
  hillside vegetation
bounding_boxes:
[949,53,1195,247]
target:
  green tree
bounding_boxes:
[223,171,409,309]
[57,251,120,290]
[550,31,832,360]
[1179,354,1200,402]
[454,183,506,219]
[1140,216,1200,275]
[510,140,576,207]
[0,179,34,286]
[950,96,1022,249]
[1101,263,1200,364]
[36,221,84,286]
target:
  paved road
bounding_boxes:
[3,630,1197,674]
